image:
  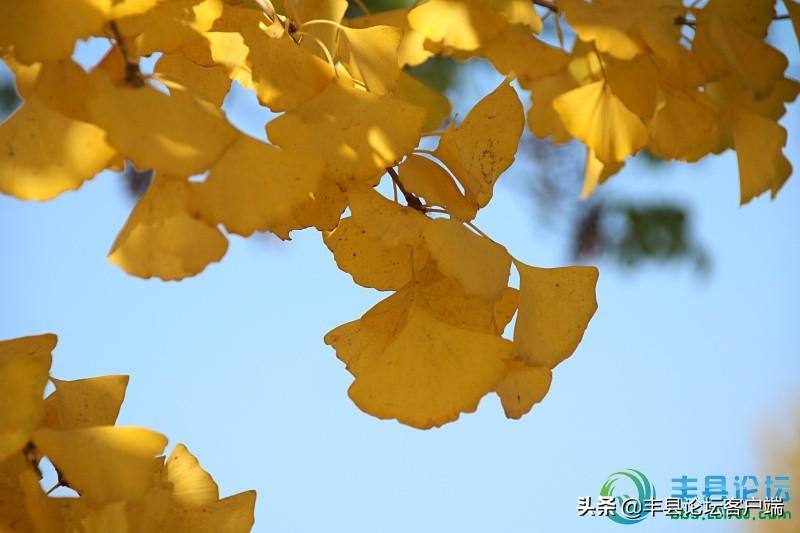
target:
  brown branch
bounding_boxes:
[108,20,144,87]
[533,0,559,13]
[386,167,424,211]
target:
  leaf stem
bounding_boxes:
[386,167,424,211]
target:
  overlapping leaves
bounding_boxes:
[2,0,794,432]
[0,333,255,532]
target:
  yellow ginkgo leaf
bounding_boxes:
[86,71,237,177]
[163,490,256,532]
[526,70,577,144]
[493,287,518,334]
[513,262,599,369]
[116,0,224,55]
[109,0,161,19]
[43,375,129,430]
[285,0,348,61]
[553,80,648,165]
[155,51,231,106]
[192,134,338,239]
[347,186,429,247]
[730,105,792,204]
[267,78,426,185]
[325,287,512,429]
[407,0,509,51]
[0,454,39,531]
[695,12,788,97]
[411,262,509,336]
[481,26,569,89]
[648,87,720,163]
[422,217,511,301]
[0,0,110,64]
[494,360,552,419]
[582,147,624,199]
[435,78,523,208]
[202,31,254,89]
[339,25,403,95]
[490,0,542,32]
[393,73,451,134]
[558,0,644,60]
[109,175,228,280]
[604,54,658,120]
[242,27,335,112]
[346,8,433,67]
[323,217,429,291]
[0,97,115,201]
[706,0,776,38]
[33,426,167,504]
[166,444,219,507]
[0,334,55,463]
[397,154,475,221]
[6,57,94,122]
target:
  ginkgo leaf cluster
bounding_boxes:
[0,333,256,532]
[0,0,795,431]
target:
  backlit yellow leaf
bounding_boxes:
[87,71,237,177]
[408,0,509,51]
[0,0,110,64]
[163,490,256,532]
[553,80,648,164]
[242,27,335,112]
[526,70,577,144]
[648,87,720,162]
[422,217,511,301]
[393,73,451,134]
[339,25,403,95]
[43,375,129,430]
[192,134,335,238]
[324,217,429,291]
[33,426,167,504]
[397,154,475,221]
[494,360,552,419]
[582,147,624,199]
[482,26,569,88]
[325,286,512,429]
[116,0,224,55]
[166,444,219,507]
[513,262,598,369]
[0,334,54,463]
[109,175,228,280]
[435,78,523,207]
[731,105,792,204]
[0,97,115,201]
[347,8,433,67]
[155,51,231,106]
[267,78,426,184]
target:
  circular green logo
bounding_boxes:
[600,469,656,525]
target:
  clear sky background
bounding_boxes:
[1,21,799,533]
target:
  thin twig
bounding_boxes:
[533,0,558,13]
[108,20,143,87]
[386,167,424,211]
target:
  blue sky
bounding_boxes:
[1,23,799,533]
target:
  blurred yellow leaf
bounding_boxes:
[109,175,228,280]
[339,25,403,95]
[0,334,54,463]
